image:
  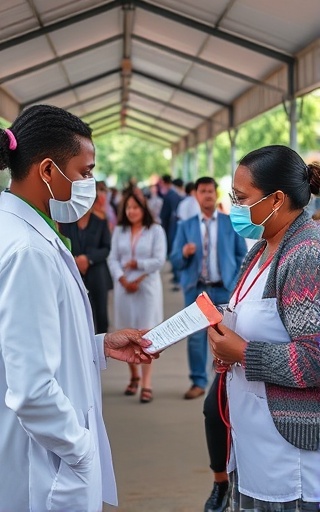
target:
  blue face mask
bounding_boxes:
[230,194,275,239]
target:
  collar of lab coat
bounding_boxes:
[0,190,91,303]
[0,191,70,255]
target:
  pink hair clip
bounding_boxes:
[4,129,17,150]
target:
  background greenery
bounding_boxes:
[1,90,319,190]
[94,90,319,186]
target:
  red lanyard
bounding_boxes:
[234,245,273,307]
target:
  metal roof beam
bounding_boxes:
[125,123,172,143]
[82,101,121,120]
[124,127,169,146]
[127,105,191,131]
[133,0,294,64]
[92,121,121,134]
[94,126,167,146]
[0,34,122,85]
[121,3,135,126]
[132,35,285,93]
[0,0,122,51]
[93,126,120,138]
[88,112,120,126]
[126,114,180,137]
[130,89,206,119]
[22,68,121,107]
[128,106,189,131]
[64,88,121,112]
[134,69,230,108]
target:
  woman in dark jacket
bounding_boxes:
[61,194,113,333]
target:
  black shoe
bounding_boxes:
[204,481,230,512]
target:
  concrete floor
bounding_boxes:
[102,262,214,512]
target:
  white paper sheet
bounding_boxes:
[143,301,210,353]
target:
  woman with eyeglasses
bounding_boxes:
[209,145,320,511]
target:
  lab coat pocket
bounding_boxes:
[47,408,101,511]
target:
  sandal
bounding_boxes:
[124,377,140,396]
[140,388,153,404]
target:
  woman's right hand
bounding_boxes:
[125,281,139,293]
[119,276,139,293]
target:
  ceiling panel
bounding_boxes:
[34,0,107,24]
[183,65,246,102]
[130,75,174,102]
[74,75,121,101]
[171,90,219,117]
[0,0,319,148]
[223,0,320,54]
[132,41,191,80]
[3,65,69,104]
[199,38,278,80]
[134,9,207,55]
[146,0,227,24]
[48,10,121,54]
[63,42,122,82]
[0,38,55,77]
[69,91,121,116]
[0,1,37,40]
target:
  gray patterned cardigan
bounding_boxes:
[239,210,320,451]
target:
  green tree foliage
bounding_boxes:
[215,92,320,177]
[93,132,171,186]
[87,91,320,186]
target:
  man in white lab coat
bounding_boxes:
[0,105,156,512]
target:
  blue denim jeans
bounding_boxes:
[184,283,230,389]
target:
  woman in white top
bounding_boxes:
[109,188,167,403]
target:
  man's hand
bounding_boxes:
[75,254,90,275]
[104,329,159,364]
[182,243,197,258]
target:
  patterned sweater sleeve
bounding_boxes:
[245,227,320,388]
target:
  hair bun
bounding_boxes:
[308,162,320,195]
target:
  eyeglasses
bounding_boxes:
[228,191,242,206]
[229,191,274,208]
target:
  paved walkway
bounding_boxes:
[103,262,213,512]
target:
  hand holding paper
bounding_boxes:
[143,292,223,354]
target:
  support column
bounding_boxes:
[289,98,298,152]
[287,62,298,151]
[193,147,199,181]
[206,139,214,177]
[182,151,189,183]
[228,129,238,176]
[171,154,177,178]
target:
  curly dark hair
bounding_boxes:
[0,104,92,181]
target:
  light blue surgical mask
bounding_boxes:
[230,194,275,239]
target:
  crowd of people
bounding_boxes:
[0,104,319,512]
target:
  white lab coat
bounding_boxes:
[0,193,117,512]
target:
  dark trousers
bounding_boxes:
[88,286,109,334]
[203,373,228,473]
